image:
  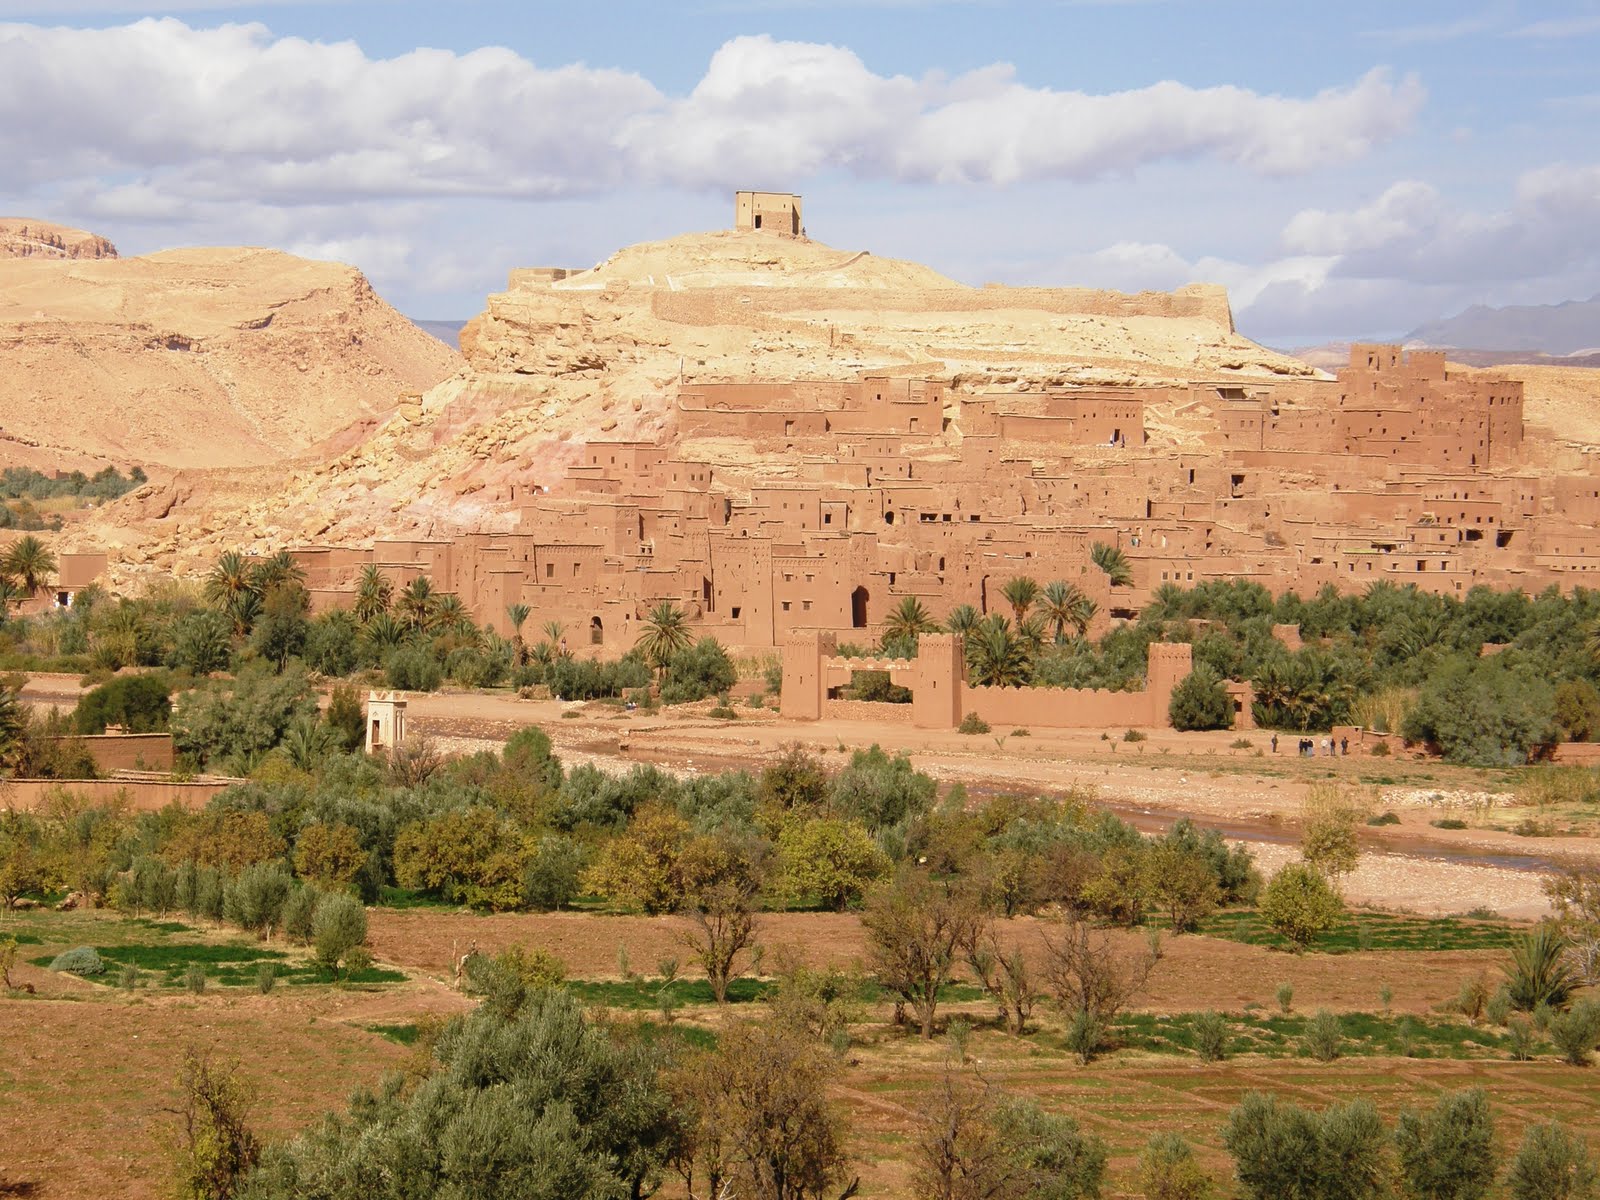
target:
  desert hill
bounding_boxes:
[0,217,118,261]
[86,227,1326,577]
[1406,294,1600,357]
[0,240,462,473]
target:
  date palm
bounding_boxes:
[396,576,439,632]
[1000,576,1039,624]
[362,612,408,654]
[1041,581,1098,643]
[883,596,937,645]
[1090,542,1133,587]
[354,564,394,623]
[0,574,21,619]
[3,535,56,595]
[506,603,531,664]
[944,604,981,638]
[250,549,305,595]
[205,550,253,610]
[636,602,693,674]
[434,593,472,633]
[966,615,1032,688]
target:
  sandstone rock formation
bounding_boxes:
[0,218,118,261]
[0,239,462,473]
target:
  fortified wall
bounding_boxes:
[779,635,1208,731]
[284,345,1591,655]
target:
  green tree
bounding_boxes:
[172,610,235,675]
[1140,1132,1214,1200]
[323,682,365,752]
[1402,656,1557,766]
[1506,1121,1599,1200]
[1260,862,1343,953]
[238,990,675,1200]
[205,551,255,612]
[1394,1088,1498,1200]
[394,575,439,632]
[1223,1093,1386,1200]
[74,673,172,734]
[1556,679,1600,743]
[1169,665,1232,731]
[171,663,318,772]
[311,892,368,978]
[1144,840,1222,933]
[1040,580,1095,643]
[660,637,736,704]
[777,817,889,910]
[1300,781,1364,884]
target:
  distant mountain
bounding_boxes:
[412,319,467,349]
[1405,295,1600,356]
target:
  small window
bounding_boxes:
[781,601,791,612]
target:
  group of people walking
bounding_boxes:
[1272,734,1348,756]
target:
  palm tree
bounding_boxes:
[251,549,305,595]
[944,604,981,638]
[883,596,937,646]
[205,550,253,610]
[966,616,1032,688]
[1040,581,1088,643]
[636,602,693,673]
[396,576,439,632]
[3,535,56,595]
[1000,576,1040,624]
[354,564,394,623]
[0,685,23,768]
[542,620,567,648]
[224,587,262,638]
[506,603,531,665]
[1017,612,1049,654]
[1069,593,1098,639]
[362,612,409,655]
[434,594,472,633]
[0,574,21,620]
[1090,542,1133,588]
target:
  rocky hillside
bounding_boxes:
[0,240,462,474]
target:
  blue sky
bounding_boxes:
[1,1,1597,344]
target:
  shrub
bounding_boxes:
[1124,728,1148,743]
[1394,1088,1498,1200]
[660,638,737,705]
[74,673,172,734]
[1506,1121,1599,1200]
[1231,737,1253,750]
[311,892,368,978]
[1455,975,1490,1024]
[1506,1016,1538,1061]
[1169,665,1232,731]
[171,1048,259,1200]
[1486,986,1511,1027]
[50,945,105,975]
[256,963,276,994]
[1367,811,1401,826]
[120,963,142,990]
[223,862,294,939]
[1260,862,1343,953]
[185,964,207,993]
[1303,1009,1343,1062]
[521,835,587,911]
[1549,1003,1600,1067]
[1402,655,1557,766]
[1505,923,1577,1011]
[1431,818,1468,830]
[1370,741,1392,757]
[385,646,442,692]
[1064,1008,1107,1065]
[958,712,990,735]
[1193,1010,1228,1062]
[1555,679,1600,743]
[1277,982,1294,1014]
[1223,1092,1386,1200]
[1140,1132,1214,1200]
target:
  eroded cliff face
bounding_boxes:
[0,218,118,260]
[0,244,462,473]
[64,229,1314,581]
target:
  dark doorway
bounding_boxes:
[590,616,603,645]
[851,586,869,628]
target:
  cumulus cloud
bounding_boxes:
[0,20,1422,207]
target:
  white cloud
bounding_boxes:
[0,21,1423,209]
[1281,181,1444,256]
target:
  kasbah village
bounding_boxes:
[9,186,1600,1200]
